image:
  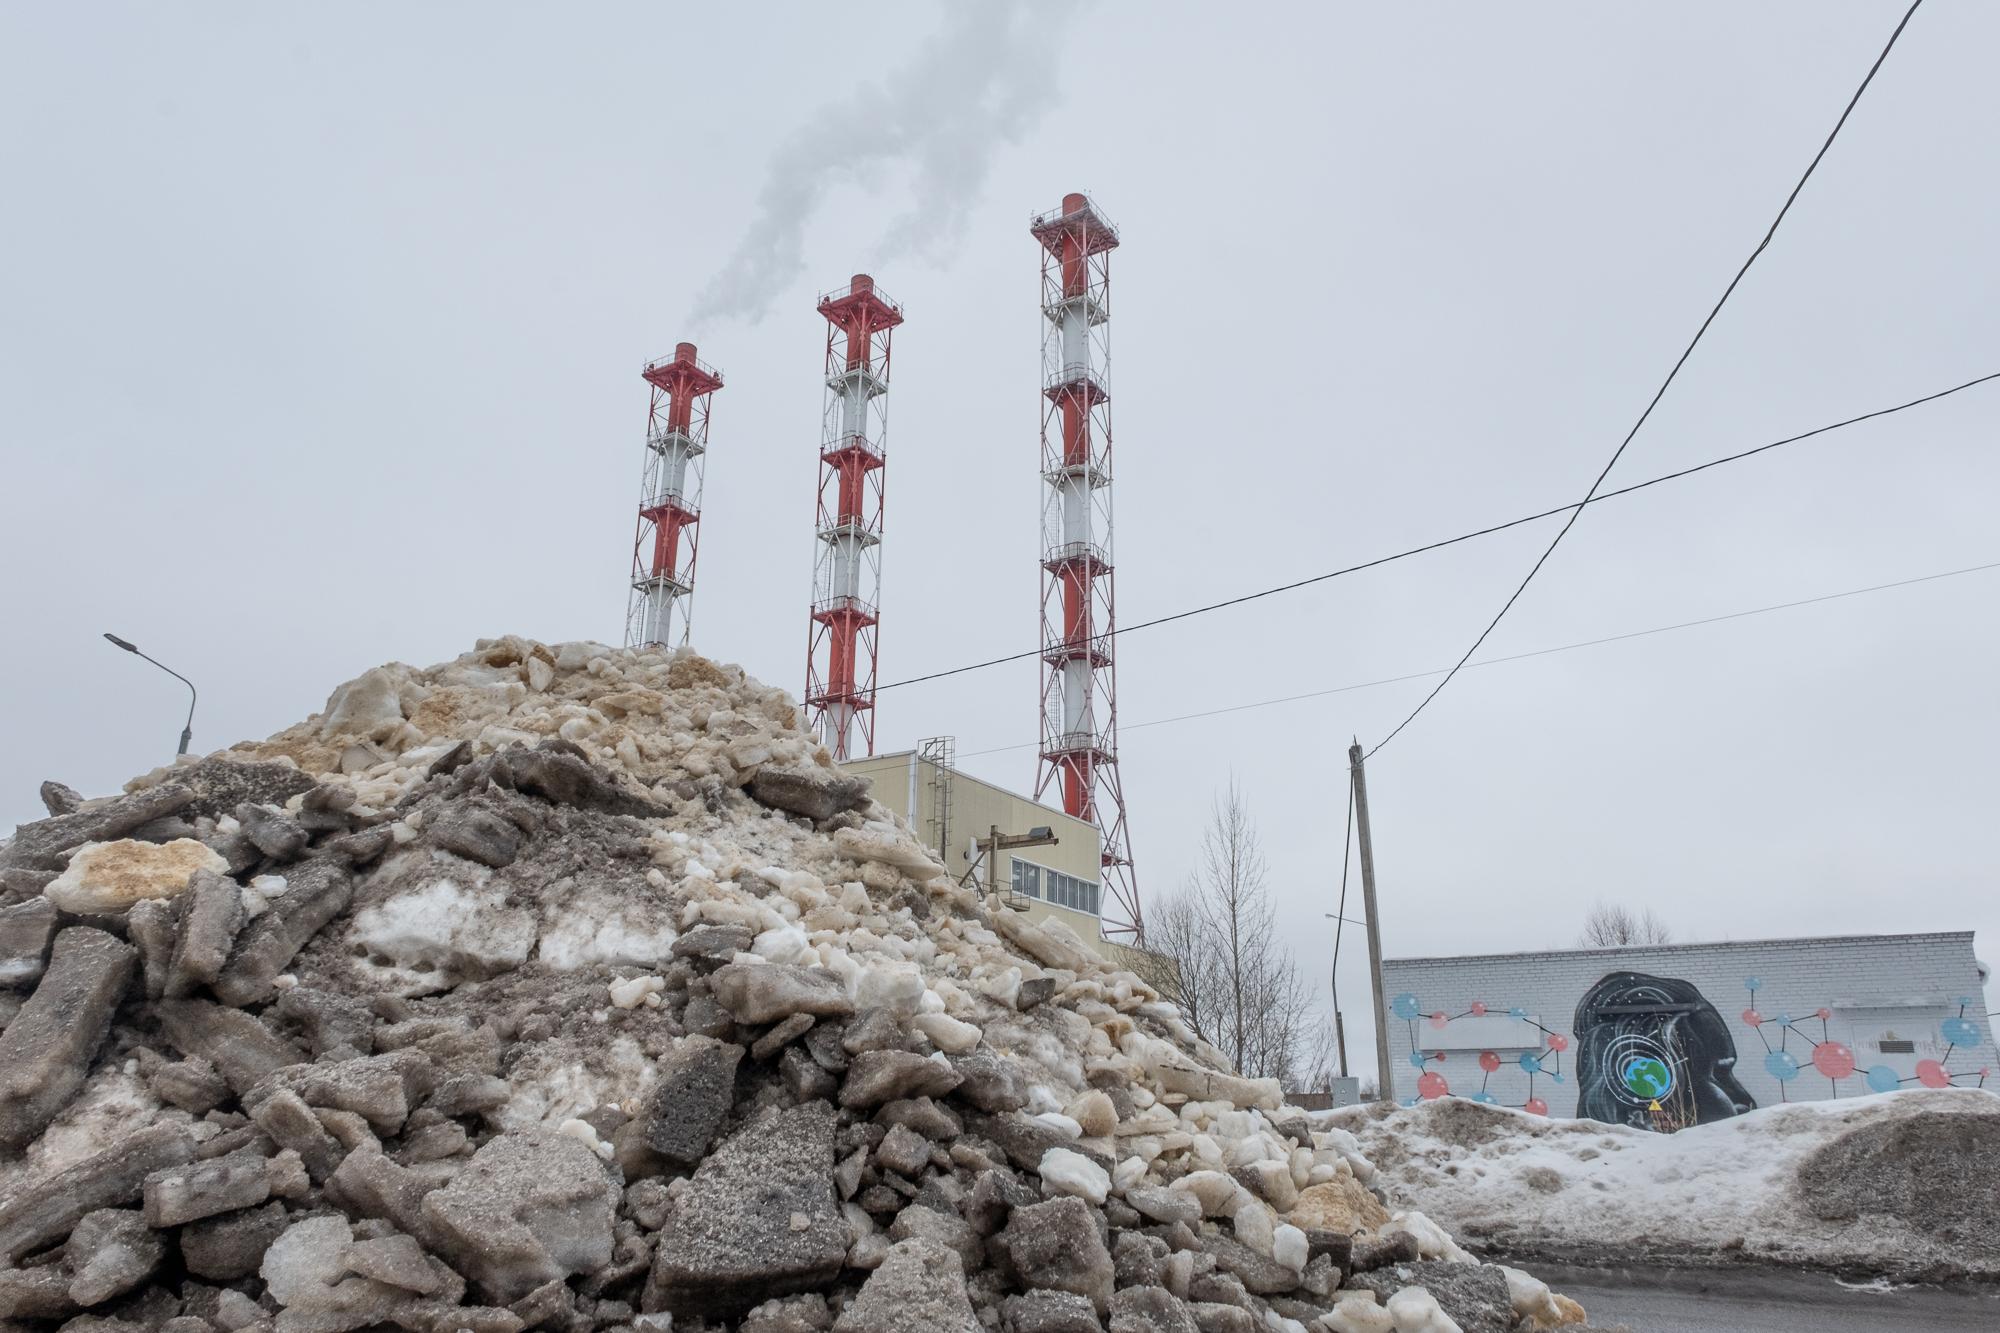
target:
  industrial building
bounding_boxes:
[844,745,1151,973]
[1382,932,1996,1130]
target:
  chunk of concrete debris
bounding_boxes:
[142,1146,272,1227]
[947,1048,1029,1113]
[646,1101,847,1318]
[236,803,309,861]
[156,998,305,1094]
[432,805,524,868]
[642,1035,743,1167]
[0,1264,75,1321]
[709,961,857,1026]
[259,1048,431,1134]
[39,780,85,816]
[64,1209,164,1307]
[0,1123,193,1262]
[832,1236,979,1333]
[210,858,353,1006]
[173,756,319,822]
[180,1200,290,1281]
[0,896,58,987]
[249,1087,347,1181]
[0,927,136,1147]
[1001,1289,1105,1333]
[44,838,226,915]
[747,764,871,824]
[345,1233,447,1295]
[326,1146,437,1242]
[149,1056,231,1114]
[163,869,244,999]
[839,1050,963,1109]
[123,897,178,999]
[671,922,754,964]
[1107,1285,1202,1333]
[874,1122,933,1177]
[420,1128,618,1302]
[0,783,193,872]
[996,1196,1115,1315]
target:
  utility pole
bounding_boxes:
[1349,742,1392,1102]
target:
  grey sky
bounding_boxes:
[4,2,1995,1081]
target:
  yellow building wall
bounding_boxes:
[846,751,1150,971]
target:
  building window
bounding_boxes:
[1877,1039,1916,1054]
[1012,857,1098,916]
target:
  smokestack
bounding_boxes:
[1029,190,1143,942]
[803,276,904,759]
[626,344,723,650]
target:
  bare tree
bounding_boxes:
[1577,901,1673,948]
[1143,782,1323,1086]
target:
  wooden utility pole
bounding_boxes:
[1349,742,1393,1102]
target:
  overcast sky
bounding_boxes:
[4,2,1995,1081]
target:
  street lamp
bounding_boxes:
[104,633,197,758]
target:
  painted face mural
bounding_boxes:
[1573,972,1756,1130]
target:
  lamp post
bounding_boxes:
[104,633,197,758]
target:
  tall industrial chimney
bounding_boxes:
[626,343,723,649]
[804,275,904,759]
[1030,192,1142,942]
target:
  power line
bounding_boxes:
[948,558,1999,759]
[874,366,1995,696]
[1366,0,1927,759]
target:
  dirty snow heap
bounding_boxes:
[0,637,1599,1333]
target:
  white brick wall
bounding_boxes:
[1381,932,1996,1124]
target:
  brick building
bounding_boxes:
[1382,932,1996,1129]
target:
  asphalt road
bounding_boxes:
[1548,1267,2000,1332]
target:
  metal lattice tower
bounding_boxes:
[804,275,904,759]
[1031,191,1142,942]
[626,342,723,650]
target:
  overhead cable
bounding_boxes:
[948,558,2000,759]
[1366,0,1928,758]
[872,365,1994,696]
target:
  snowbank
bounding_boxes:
[1325,1086,2000,1282]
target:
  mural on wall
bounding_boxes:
[1398,973,1990,1132]
[1741,978,1991,1099]
[1573,972,1756,1131]
[1390,992,1570,1116]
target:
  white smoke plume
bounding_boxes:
[692,0,1076,328]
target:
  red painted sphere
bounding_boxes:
[1478,1051,1501,1073]
[1915,1059,1951,1089]
[1812,1042,1856,1080]
[1524,1097,1550,1117]
[1417,1072,1449,1101]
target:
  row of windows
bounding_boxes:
[1010,857,1101,916]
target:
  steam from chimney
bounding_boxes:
[692,0,1078,328]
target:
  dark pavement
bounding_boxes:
[1544,1265,2000,1332]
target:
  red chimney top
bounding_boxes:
[1062,192,1087,214]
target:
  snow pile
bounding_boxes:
[1325,1086,2000,1283]
[1,637,1603,1332]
